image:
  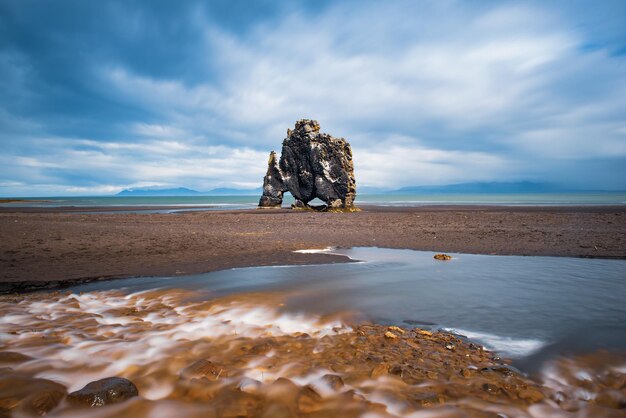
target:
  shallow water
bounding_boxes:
[1,248,625,417]
[3,192,626,212]
[73,247,626,362]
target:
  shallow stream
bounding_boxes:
[72,247,626,362]
[1,248,625,417]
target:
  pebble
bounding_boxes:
[384,331,398,339]
[296,385,322,414]
[321,374,344,390]
[180,359,225,380]
[387,326,405,334]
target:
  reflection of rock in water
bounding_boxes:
[0,289,624,417]
[259,119,357,210]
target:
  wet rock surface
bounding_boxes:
[180,359,227,381]
[0,289,624,417]
[66,377,138,407]
[259,120,357,210]
[0,374,67,417]
[0,351,33,363]
[258,151,285,208]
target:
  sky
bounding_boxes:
[1,0,625,196]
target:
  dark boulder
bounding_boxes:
[66,377,138,407]
[258,119,356,210]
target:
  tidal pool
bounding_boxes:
[73,247,626,361]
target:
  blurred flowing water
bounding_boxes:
[72,247,626,364]
[3,247,626,417]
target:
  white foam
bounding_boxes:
[0,290,351,393]
[293,247,337,254]
[442,327,545,358]
[292,246,362,262]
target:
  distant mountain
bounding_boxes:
[390,182,568,194]
[116,187,262,196]
[116,182,609,197]
[116,187,202,196]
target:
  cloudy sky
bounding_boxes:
[1,0,625,196]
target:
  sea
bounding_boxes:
[3,192,626,212]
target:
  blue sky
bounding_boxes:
[1,0,625,196]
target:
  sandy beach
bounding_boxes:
[2,205,625,417]
[1,205,624,293]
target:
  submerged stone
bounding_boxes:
[180,359,226,381]
[0,375,67,416]
[0,352,33,363]
[321,374,344,390]
[296,385,322,414]
[21,388,67,416]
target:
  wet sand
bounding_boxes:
[1,205,625,293]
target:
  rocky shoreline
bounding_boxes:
[1,289,623,417]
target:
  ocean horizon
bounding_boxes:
[2,192,625,209]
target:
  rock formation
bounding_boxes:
[258,151,285,208]
[258,120,356,210]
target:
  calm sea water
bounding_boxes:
[3,192,626,210]
[71,247,626,367]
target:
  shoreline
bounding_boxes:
[0,204,223,213]
[2,202,625,211]
[1,205,624,294]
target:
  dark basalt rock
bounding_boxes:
[66,377,138,407]
[258,151,285,208]
[259,119,356,210]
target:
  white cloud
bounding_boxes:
[1,0,625,194]
[64,185,125,194]
[132,123,189,140]
[102,1,626,154]
[354,141,512,188]
[0,136,269,195]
